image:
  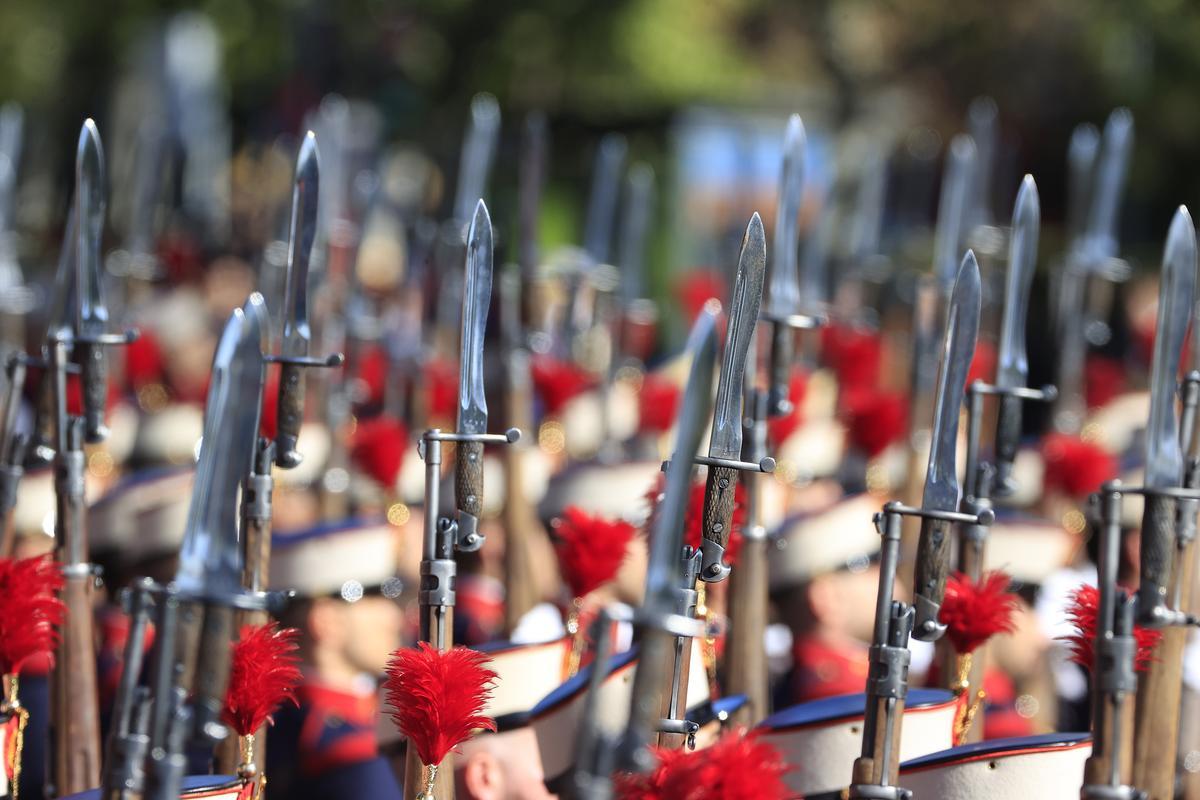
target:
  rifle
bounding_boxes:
[49,121,139,797]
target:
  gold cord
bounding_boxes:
[416,763,439,800]
[564,597,585,679]
[696,584,719,699]
[950,653,987,744]
[3,674,27,800]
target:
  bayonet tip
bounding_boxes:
[1015,174,1040,226]
[949,133,977,165]
[470,199,492,243]
[471,92,501,126]
[297,130,320,177]
[784,113,807,155]
[1107,107,1134,137]
[1166,205,1196,265]
[967,96,998,126]
[957,249,981,293]
[77,118,103,170]
[746,211,766,249]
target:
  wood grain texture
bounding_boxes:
[726,534,768,723]
[455,440,484,519]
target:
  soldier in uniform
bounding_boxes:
[265,519,406,800]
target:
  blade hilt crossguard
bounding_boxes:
[963,380,1057,496]
[419,427,520,552]
[661,454,775,582]
[761,310,825,416]
[264,351,345,468]
[892,503,994,641]
[60,328,140,443]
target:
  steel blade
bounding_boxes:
[707,214,767,460]
[1066,123,1100,248]
[995,176,1040,389]
[518,112,547,278]
[281,131,320,358]
[457,200,493,436]
[766,114,806,318]
[1081,108,1133,269]
[846,144,887,266]
[453,93,501,223]
[46,201,77,344]
[965,96,997,231]
[617,162,655,306]
[1144,207,1197,488]
[175,293,267,599]
[922,250,982,511]
[76,119,108,336]
[932,135,976,294]
[583,134,627,266]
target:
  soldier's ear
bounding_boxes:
[461,749,504,800]
[308,596,346,645]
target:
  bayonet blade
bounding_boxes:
[708,214,767,460]
[281,131,319,358]
[453,93,500,223]
[1081,108,1133,269]
[458,200,493,436]
[766,114,806,318]
[583,134,627,266]
[617,162,655,306]
[76,119,107,337]
[1066,123,1100,248]
[1144,207,1196,489]
[923,251,982,511]
[995,176,1039,389]
[176,293,267,599]
[932,135,976,294]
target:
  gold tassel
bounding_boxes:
[951,652,986,744]
[416,763,439,800]
[696,584,719,699]
[3,674,28,800]
[563,597,586,679]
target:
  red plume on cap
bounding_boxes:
[643,476,746,565]
[124,331,165,391]
[259,371,280,440]
[820,322,881,393]
[0,556,66,675]
[350,416,409,489]
[616,728,791,800]
[940,571,1018,654]
[766,371,808,446]
[637,375,680,434]
[966,339,997,387]
[222,623,302,737]
[1085,355,1127,410]
[385,642,497,767]
[425,358,459,423]
[841,387,908,458]
[1061,584,1161,673]
[1041,433,1117,500]
[553,506,637,599]
[675,270,727,325]
[355,344,388,408]
[531,356,596,416]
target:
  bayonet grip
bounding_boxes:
[274,363,306,468]
[190,604,235,747]
[766,323,794,417]
[455,440,485,550]
[699,465,738,582]
[912,516,953,641]
[1137,494,1177,627]
[993,393,1023,495]
[78,341,110,442]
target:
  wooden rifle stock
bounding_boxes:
[501,352,541,634]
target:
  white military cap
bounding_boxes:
[899,732,1092,798]
[983,513,1082,586]
[13,467,56,538]
[59,774,247,799]
[755,689,958,798]
[477,637,572,724]
[134,404,204,466]
[539,460,660,525]
[269,518,400,599]
[88,467,195,561]
[768,492,883,588]
[559,382,639,460]
[272,421,332,489]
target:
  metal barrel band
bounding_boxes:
[1099,481,1200,502]
[419,559,456,608]
[68,329,141,347]
[60,562,101,580]
[422,428,521,446]
[849,784,912,799]
[760,310,828,331]
[875,502,993,527]
[660,455,775,474]
[967,380,1058,402]
[263,352,345,368]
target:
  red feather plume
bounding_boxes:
[615,729,791,800]
[553,506,637,599]
[1085,354,1127,410]
[385,643,497,766]
[1041,433,1117,500]
[0,556,66,676]
[644,475,746,565]
[966,339,997,387]
[766,370,808,446]
[841,387,908,458]
[940,571,1018,654]
[424,358,459,423]
[1061,584,1161,673]
[820,322,882,393]
[675,270,728,326]
[350,415,409,489]
[531,356,596,415]
[637,375,681,434]
[223,623,302,737]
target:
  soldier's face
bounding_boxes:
[342,595,405,675]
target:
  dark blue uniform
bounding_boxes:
[265,680,402,800]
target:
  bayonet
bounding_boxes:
[518,112,547,286]
[992,176,1040,494]
[932,135,976,296]
[1137,207,1196,628]
[912,251,982,640]
[1065,124,1100,249]
[454,200,494,550]
[617,162,655,308]
[76,119,111,442]
[699,214,767,582]
[764,115,806,416]
[1079,109,1134,272]
[583,134,627,266]
[965,96,997,237]
[275,131,320,468]
[453,93,501,223]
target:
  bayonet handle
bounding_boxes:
[766,322,794,417]
[1138,494,1177,627]
[912,516,954,641]
[190,604,235,747]
[455,440,485,543]
[699,465,739,582]
[274,362,306,468]
[78,341,110,442]
[993,393,1023,494]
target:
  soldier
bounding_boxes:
[265,519,406,799]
